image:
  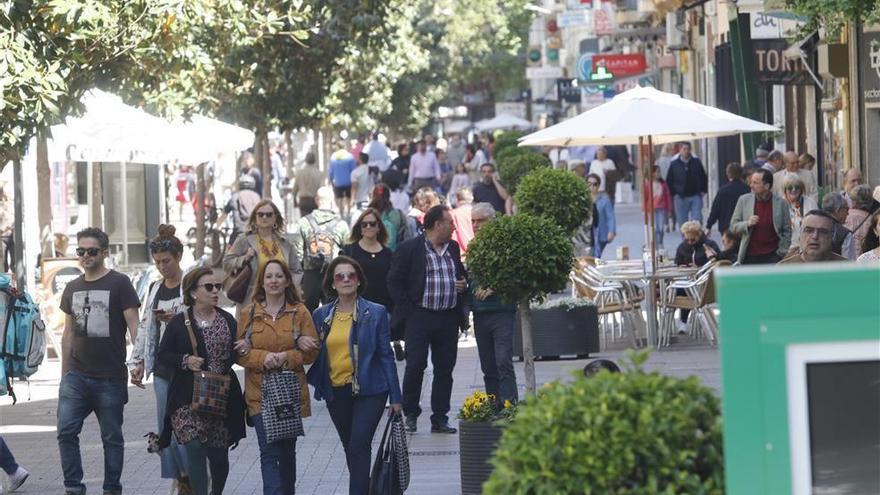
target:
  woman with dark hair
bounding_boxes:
[158,268,246,495]
[306,256,402,495]
[129,225,192,494]
[223,199,303,312]
[367,184,407,251]
[236,260,319,495]
[857,211,880,262]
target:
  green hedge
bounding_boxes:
[485,358,724,494]
[493,131,524,158]
[516,167,591,235]
[497,151,551,195]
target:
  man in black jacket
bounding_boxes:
[706,162,750,235]
[666,142,708,227]
[387,205,467,434]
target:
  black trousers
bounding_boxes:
[401,308,459,424]
[302,269,325,312]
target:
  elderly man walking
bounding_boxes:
[779,210,849,263]
[729,169,792,264]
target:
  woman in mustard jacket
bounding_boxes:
[236,259,320,495]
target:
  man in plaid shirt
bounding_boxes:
[388,205,468,434]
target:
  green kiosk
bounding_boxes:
[716,264,880,495]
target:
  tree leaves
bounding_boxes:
[515,167,592,235]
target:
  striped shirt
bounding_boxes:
[421,239,457,311]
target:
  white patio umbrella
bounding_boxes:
[476,113,534,132]
[518,85,778,346]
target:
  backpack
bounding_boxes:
[0,274,47,402]
[303,215,342,271]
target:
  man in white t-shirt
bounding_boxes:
[589,146,617,190]
[350,152,374,209]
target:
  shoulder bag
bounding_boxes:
[249,307,305,443]
[224,261,252,304]
[369,412,410,494]
[184,318,231,418]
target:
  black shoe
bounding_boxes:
[405,415,417,432]
[431,421,458,434]
[393,342,406,362]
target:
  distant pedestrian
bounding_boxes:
[822,192,855,259]
[291,151,325,208]
[643,165,672,245]
[447,163,472,207]
[464,144,488,184]
[451,188,476,256]
[842,168,864,208]
[329,147,357,219]
[365,132,391,172]
[58,228,141,495]
[846,185,876,257]
[472,163,510,215]
[706,163,750,236]
[762,150,783,174]
[368,184,408,252]
[588,174,616,258]
[388,206,467,434]
[446,135,467,171]
[589,146,617,191]
[214,175,261,246]
[157,267,247,495]
[389,143,411,179]
[307,257,402,495]
[773,151,816,201]
[407,140,442,192]
[350,152,374,212]
[293,187,350,311]
[729,169,791,264]
[469,203,518,406]
[236,260,320,495]
[129,226,192,495]
[665,142,708,227]
[0,437,29,492]
[753,147,770,169]
[223,200,304,313]
[240,152,264,197]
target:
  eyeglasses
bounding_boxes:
[333,271,358,282]
[256,211,275,219]
[361,221,379,229]
[76,247,102,257]
[784,187,802,193]
[802,226,832,237]
[199,283,223,292]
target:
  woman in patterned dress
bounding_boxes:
[158,267,247,495]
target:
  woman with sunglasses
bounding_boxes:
[236,259,320,495]
[128,225,193,494]
[223,200,303,313]
[307,256,402,495]
[782,177,817,257]
[158,267,246,495]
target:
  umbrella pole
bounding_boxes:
[646,136,658,347]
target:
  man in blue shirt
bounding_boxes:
[329,147,356,219]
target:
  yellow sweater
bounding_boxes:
[327,311,354,386]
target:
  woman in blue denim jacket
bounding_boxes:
[307,255,402,495]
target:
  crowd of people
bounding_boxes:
[6,128,873,495]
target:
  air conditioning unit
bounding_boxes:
[666,11,689,51]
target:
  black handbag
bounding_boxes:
[369,412,409,494]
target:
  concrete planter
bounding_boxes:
[514,305,600,359]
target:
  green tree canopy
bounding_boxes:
[515,168,592,235]
[785,0,880,38]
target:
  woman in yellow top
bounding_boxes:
[307,256,402,495]
[236,259,319,495]
[223,200,303,313]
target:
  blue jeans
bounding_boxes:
[673,194,703,227]
[154,376,188,480]
[327,384,388,495]
[654,210,667,245]
[0,436,20,475]
[184,440,229,495]
[57,371,128,494]
[252,413,297,495]
[473,311,518,405]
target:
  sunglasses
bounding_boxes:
[361,221,379,228]
[333,271,358,282]
[199,283,223,292]
[785,187,802,193]
[256,211,275,219]
[76,247,102,257]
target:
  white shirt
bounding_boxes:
[350,165,373,204]
[364,140,391,171]
[589,159,617,189]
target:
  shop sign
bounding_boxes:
[558,10,591,28]
[594,7,615,35]
[750,12,783,39]
[566,0,593,10]
[592,54,647,78]
[860,29,880,105]
[557,78,582,103]
[753,39,812,85]
[526,66,565,79]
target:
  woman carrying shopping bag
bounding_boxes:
[236,259,320,495]
[307,256,402,495]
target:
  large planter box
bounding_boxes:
[513,305,600,359]
[459,420,504,495]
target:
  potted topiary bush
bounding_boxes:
[492,130,524,158]
[466,213,574,395]
[484,351,725,494]
[457,391,516,495]
[496,150,550,195]
[512,167,598,359]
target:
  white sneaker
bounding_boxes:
[7,467,28,492]
[676,320,688,334]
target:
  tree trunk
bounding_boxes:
[262,130,272,198]
[284,129,295,179]
[194,163,206,259]
[36,129,54,259]
[519,298,537,396]
[12,158,26,291]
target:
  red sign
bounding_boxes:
[592,54,647,78]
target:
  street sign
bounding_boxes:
[558,10,590,28]
[526,66,565,79]
[753,39,812,85]
[577,54,594,80]
[556,78,582,104]
[592,54,647,78]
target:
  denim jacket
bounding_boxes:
[307,297,402,404]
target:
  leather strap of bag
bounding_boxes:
[183,315,200,360]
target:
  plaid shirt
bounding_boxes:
[421,239,457,311]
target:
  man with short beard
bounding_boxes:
[779,210,849,263]
[472,163,510,215]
